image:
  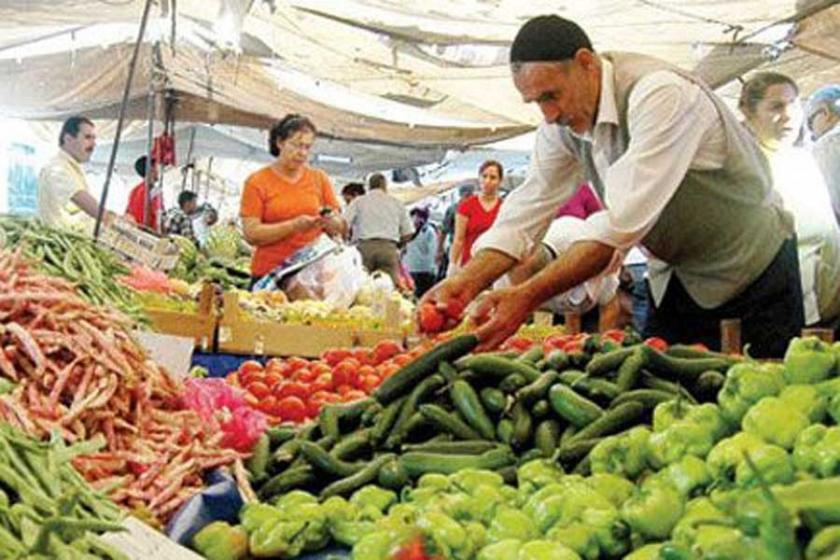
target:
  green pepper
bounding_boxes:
[417,511,468,557]
[670,497,729,548]
[649,455,711,497]
[620,481,684,540]
[351,529,403,560]
[248,517,306,558]
[545,523,599,560]
[322,496,357,524]
[350,485,397,513]
[742,397,810,449]
[239,503,281,533]
[296,502,330,551]
[192,521,248,560]
[332,519,378,546]
[487,506,538,543]
[794,424,840,478]
[477,539,522,560]
[516,459,565,493]
[734,444,794,488]
[784,336,837,385]
[272,490,318,509]
[518,539,582,560]
[830,393,840,425]
[623,543,662,560]
[780,384,828,423]
[806,525,840,560]
[451,468,504,494]
[465,521,488,552]
[590,427,650,478]
[417,473,451,490]
[706,432,767,483]
[717,362,786,426]
[586,473,635,508]
[648,402,728,469]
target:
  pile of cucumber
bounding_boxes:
[248,333,739,500]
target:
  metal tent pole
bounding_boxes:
[142,48,157,229]
[93,0,155,239]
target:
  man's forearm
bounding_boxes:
[518,240,615,307]
[459,249,518,294]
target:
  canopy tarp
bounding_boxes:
[0,0,838,148]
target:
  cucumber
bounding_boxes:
[375,334,479,403]
[330,429,372,461]
[371,396,406,445]
[615,349,646,392]
[265,425,297,447]
[534,419,562,457]
[418,404,481,440]
[299,441,363,477]
[556,438,601,467]
[450,380,496,440]
[544,350,569,371]
[378,458,409,490]
[319,398,376,440]
[499,373,529,393]
[518,346,544,364]
[258,465,314,500]
[610,389,675,409]
[565,401,646,444]
[480,387,507,415]
[532,399,551,419]
[691,370,726,402]
[569,377,621,405]
[456,355,541,383]
[639,371,699,403]
[642,346,730,381]
[666,344,738,362]
[438,362,459,382]
[246,434,270,483]
[511,402,533,450]
[386,374,445,448]
[585,347,637,377]
[496,418,514,444]
[549,385,604,428]
[558,370,586,386]
[399,447,515,477]
[320,454,395,499]
[516,371,560,407]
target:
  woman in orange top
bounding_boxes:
[241,114,346,279]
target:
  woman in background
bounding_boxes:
[449,160,503,273]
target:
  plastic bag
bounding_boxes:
[181,378,267,452]
[167,469,244,546]
[285,245,367,310]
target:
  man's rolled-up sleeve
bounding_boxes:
[473,124,583,261]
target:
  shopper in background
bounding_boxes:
[164,191,200,242]
[344,173,414,285]
[555,182,602,219]
[194,205,218,248]
[341,182,366,206]
[448,160,504,272]
[404,207,439,298]
[37,115,117,232]
[125,156,163,232]
[807,85,840,226]
[740,72,840,327]
[240,114,345,280]
[425,15,803,357]
[436,183,475,279]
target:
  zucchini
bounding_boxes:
[330,429,372,461]
[299,441,363,477]
[450,380,496,440]
[320,454,395,499]
[258,465,314,500]
[642,346,730,381]
[418,404,481,440]
[569,377,621,405]
[375,334,479,403]
[534,419,562,457]
[586,347,636,377]
[386,374,446,448]
[438,362,459,382]
[531,399,551,419]
[666,344,738,361]
[565,401,646,444]
[480,387,507,415]
[456,354,541,383]
[549,385,604,428]
[516,371,560,407]
[556,437,601,467]
[496,418,514,445]
[371,396,406,445]
[639,371,699,403]
[517,346,544,364]
[399,447,515,477]
[615,349,646,392]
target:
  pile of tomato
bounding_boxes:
[226,339,429,424]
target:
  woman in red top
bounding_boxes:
[449,160,503,270]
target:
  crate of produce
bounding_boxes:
[143,282,218,348]
[218,292,356,358]
[99,219,180,271]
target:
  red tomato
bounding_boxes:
[264,371,283,389]
[644,337,669,352]
[602,329,626,343]
[563,340,585,354]
[276,381,309,400]
[311,362,332,376]
[276,396,307,422]
[322,348,352,366]
[378,363,400,378]
[392,536,426,560]
[243,392,260,407]
[353,365,377,389]
[311,373,334,394]
[332,360,358,387]
[286,356,310,372]
[351,349,373,366]
[500,336,534,352]
[238,360,263,377]
[393,354,414,367]
[335,384,354,396]
[445,299,465,321]
[372,340,402,364]
[247,381,270,399]
[226,372,240,386]
[259,395,277,413]
[418,303,445,333]
[360,374,380,393]
[294,368,317,384]
[342,389,367,402]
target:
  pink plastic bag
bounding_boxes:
[182,378,267,452]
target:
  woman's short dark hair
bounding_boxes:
[341,182,366,198]
[134,155,155,178]
[479,160,504,180]
[739,72,799,116]
[269,114,317,157]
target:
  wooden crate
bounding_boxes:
[218,292,356,358]
[354,298,410,348]
[144,283,217,349]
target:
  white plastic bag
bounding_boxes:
[285,245,367,309]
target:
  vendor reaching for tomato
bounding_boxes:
[421,15,803,357]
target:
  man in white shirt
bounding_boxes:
[423,15,801,357]
[37,116,115,232]
[344,173,415,285]
[808,85,840,226]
